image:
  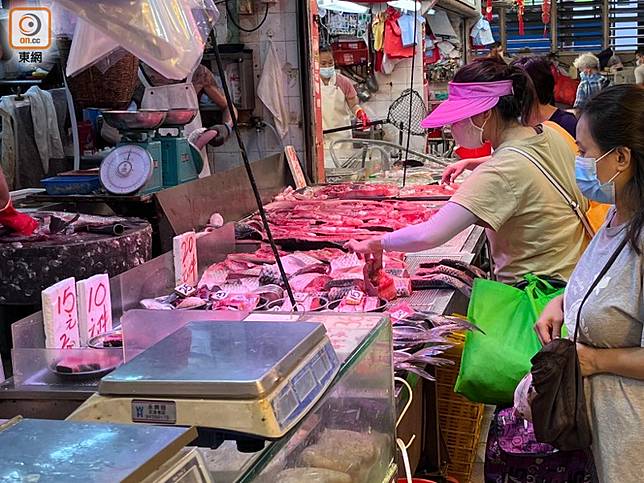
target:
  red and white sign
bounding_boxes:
[77,274,113,346]
[284,145,307,189]
[173,231,198,286]
[41,277,80,349]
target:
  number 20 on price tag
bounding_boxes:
[173,231,198,287]
[77,273,113,346]
[42,277,80,349]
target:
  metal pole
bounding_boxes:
[210,30,297,308]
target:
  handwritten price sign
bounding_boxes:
[284,146,307,189]
[77,274,113,346]
[173,231,198,287]
[42,277,80,349]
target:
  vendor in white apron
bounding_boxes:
[138,63,235,177]
[319,47,370,169]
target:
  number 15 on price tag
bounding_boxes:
[173,231,198,287]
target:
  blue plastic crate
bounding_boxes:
[41,176,101,195]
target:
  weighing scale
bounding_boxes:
[100,110,167,195]
[157,108,204,187]
[0,417,204,483]
[69,320,340,449]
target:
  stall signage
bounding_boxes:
[77,274,113,346]
[284,145,307,189]
[173,231,198,287]
[42,277,80,349]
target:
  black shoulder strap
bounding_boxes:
[573,236,628,343]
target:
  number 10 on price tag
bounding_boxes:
[173,231,198,287]
[77,274,113,346]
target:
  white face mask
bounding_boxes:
[451,116,488,149]
[320,66,335,79]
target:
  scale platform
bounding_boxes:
[0,418,197,483]
[69,320,340,441]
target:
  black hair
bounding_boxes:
[320,45,333,54]
[512,56,555,105]
[637,46,644,56]
[581,85,644,253]
[452,57,537,126]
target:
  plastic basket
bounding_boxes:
[435,332,484,483]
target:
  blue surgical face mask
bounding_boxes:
[575,148,619,204]
[320,66,335,79]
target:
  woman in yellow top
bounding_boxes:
[345,57,588,284]
[442,56,609,233]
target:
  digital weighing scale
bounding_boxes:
[0,417,204,483]
[69,320,340,447]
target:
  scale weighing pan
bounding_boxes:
[102,110,168,131]
[70,320,340,440]
[162,108,198,128]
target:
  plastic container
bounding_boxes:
[41,176,101,195]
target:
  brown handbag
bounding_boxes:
[529,236,627,451]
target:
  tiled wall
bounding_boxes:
[209,0,305,173]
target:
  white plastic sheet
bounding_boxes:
[57,0,219,80]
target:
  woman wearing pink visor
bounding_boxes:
[346,58,588,284]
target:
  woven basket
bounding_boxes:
[58,37,139,111]
[436,332,485,483]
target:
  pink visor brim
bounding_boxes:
[421,80,514,128]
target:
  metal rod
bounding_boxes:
[210,30,297,308]
[322,119,386,135]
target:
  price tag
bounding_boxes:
[174,283,197,298]
[173,231,198,286]
[284,145,307,190]
[77,274,113,346]
[345,289,364,305]
[213,290,229,301]
[41,277,80,349]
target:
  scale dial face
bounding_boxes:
[100,145,154,195]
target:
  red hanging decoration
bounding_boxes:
[541,0,551,37]
[485,0,493,21]
[516,0,525,36]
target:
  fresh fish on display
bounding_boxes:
[411,273,473,297]
[140,297,175,310]
[421,312,485,334]
[419,258,487,280]
[415,265,475,287]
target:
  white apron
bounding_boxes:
[139,69,211,177]
[321,73,354,169]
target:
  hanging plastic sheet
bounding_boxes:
[57,0,219,80]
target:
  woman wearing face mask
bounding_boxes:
[319,46,370,168]
[534,85,644,483]
[345,57,589,284]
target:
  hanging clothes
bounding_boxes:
[257,40,290,140]
[383,7,414,59]
[470,17,495,46]
[0,96,18,189]
[24,86,64,174]
[372,12,385,51]
[397,12,425,48]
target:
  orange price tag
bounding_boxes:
[77,274,113,346]
[41,277,80,349]
[173,231,198,287]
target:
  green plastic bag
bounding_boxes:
[454,274,566,405]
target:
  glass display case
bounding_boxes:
[199,313,396,483]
